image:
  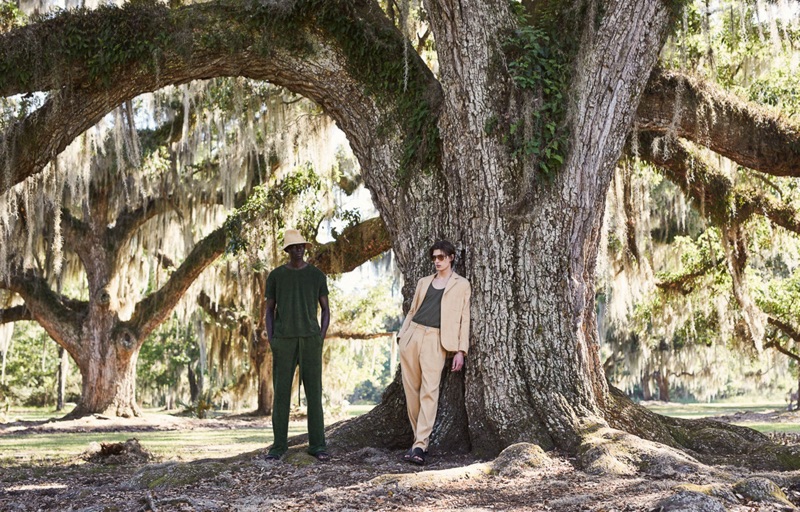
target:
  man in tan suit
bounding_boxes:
[397,240,471,465]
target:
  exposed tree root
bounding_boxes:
[606,387,800,471]
[62,402,143,421]
[577,425,703,477]
[368,442,553,490]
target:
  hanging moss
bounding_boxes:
[224,164,322,256]
[666,0,693,29]
[248,0,440,183]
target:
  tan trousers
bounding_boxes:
[399,322,447,451]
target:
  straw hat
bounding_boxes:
[282,229,312,250]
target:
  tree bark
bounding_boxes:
[641,367,653,401]
[56,345,68,411]
[188,364,199,405]
[655,371,670,402]
[326,0,677,457]
[309,217,392,275]
[636,68,800,178]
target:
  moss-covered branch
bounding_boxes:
[655,257,724,295]
[108,196,175,252]
[0,0,441,194]
[0,305,33,324]
[768,317,800,346]
[309,216,392,274]
[4,271,84,352]
[637,68,800,178]
[124,227,226,342]
[637,131,800,234]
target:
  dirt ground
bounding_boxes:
[2,412,800,511]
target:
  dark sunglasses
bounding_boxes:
[431,254,450,262]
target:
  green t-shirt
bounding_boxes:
[266,264,329,338]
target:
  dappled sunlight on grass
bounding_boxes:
[346,404,375,417]
[2,404,77,422]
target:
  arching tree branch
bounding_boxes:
[109,196,175,251]
[655,257,725,295]
[0,0,441,197]
[637,68,800,178]
[309,216,392,274]
[124,227,227,343]
[4,271,84,353]
[768,316,800,346]
[636,131,800,234]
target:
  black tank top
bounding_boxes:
[412,283,444,328]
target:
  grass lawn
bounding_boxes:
[643,400,787,419]
[643,398,800,433]
[0,403,378,465]
[0,427,283,464]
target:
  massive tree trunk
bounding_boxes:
[74,335,140,417]
[333,0,675,456]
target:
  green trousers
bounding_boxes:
[268,335,327,456]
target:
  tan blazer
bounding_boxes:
[397,272,471,354]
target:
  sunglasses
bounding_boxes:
[431,254,450,262]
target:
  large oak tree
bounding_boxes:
[3,0,800,467]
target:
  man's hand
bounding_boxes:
[451,351,465,372]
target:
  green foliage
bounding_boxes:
[224,164,322,256]
[0,322,79,407]
[0,1,172,89]
[0,2,26,33]
[137,315,197,408]
[179,389,215,419]
[349,379,382,404]
[321,279,402,411]
[662,0,795,91]
[332,278,401,334]
[501,5,571,180]
[330,208,361,239]
[748,69,800,120]
[655,229,725,285]
[757,267,800,324]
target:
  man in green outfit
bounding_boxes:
[262,229,331,461]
